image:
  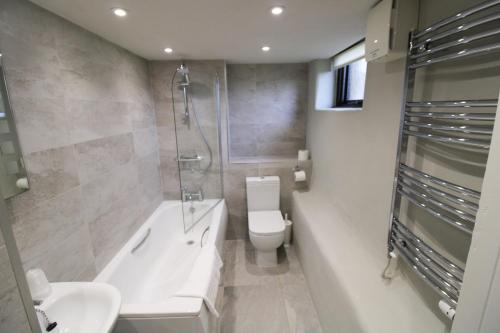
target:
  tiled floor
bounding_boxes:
[221,240,323,333]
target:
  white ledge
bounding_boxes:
[316,107,363,112]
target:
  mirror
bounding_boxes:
[0,53,29,198]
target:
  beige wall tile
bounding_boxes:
[227,64,308,160]
[11,187,95,282]
[75,133,135,183]
[0,287,31,333]
[8,145,79,216]
[0,0,162,291]
[0,241,31,333]
[88,189,143,270]
[9,97,70,154]
[80,161,139,224]
[68,100,131,144]
[0,245,17,298]
[133,128,159,158]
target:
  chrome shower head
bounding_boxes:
[177,64,190,87]
[177,64,190,76]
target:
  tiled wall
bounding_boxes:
[0,0,162,289]
[223,160,310,239]
[149,61,310,240]
[0,232,31,332]
[227,64,308,160]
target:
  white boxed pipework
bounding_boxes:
[365,0,418,63]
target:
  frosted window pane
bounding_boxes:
[346,58,366,101]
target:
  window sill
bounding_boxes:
[316,107,363,112]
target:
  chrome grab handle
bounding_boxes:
[200,226,210,248]
[131,228,151,254]
[177,154,203,162]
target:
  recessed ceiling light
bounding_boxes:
[112,8,128,17]
[271,6,284,15]
[164,47,173,54]
[261,46,271,52]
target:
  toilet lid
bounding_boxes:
[249,211,285,235]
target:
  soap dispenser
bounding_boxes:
[26,269,59,332]
[26,268,52,304]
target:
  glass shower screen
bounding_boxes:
[171,62,224,232]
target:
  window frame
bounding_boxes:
[334,62,364,108]
[331,38,366,110]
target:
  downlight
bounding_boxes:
[112,8,128,17]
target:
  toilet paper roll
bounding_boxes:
[298,150,309,161]
[294,170,306,182]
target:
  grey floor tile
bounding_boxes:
[222,285,290,333]
[222,240,323,333]
[282,283,323,333]
[223,240,280,287]
[277,246,307,286]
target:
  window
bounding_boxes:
[331,40,366,109]
[334,58,367,108]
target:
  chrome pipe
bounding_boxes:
[400,164,481,199]
[406,100,498,108]
[410,41,500,69]
[392,218,465,280]
[413,0,500,39]
[411,27,500,60]
[413,11,500,49]
[404,120,493,135]
[397,188,474,234]
[182,85,189,118]
[407,100,498,109]
[391,238,459,305]
[392,228,463,290]
[392,236,460,298]
[398,173,479,213]
[406,112,496,121]
[403,129,491,149]
[386,33,416,256]
[399,184,476,224]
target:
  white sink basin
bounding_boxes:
[37,282,121,333]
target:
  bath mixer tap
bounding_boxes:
[182,188,204,202]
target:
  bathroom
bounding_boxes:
[0,0,499,332]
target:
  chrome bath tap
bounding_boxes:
[182,188,204,202]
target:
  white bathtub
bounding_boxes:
[95,199,228,333]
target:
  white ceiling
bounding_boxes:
[30,0,375,63]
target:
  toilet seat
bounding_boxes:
[248,210,285,236]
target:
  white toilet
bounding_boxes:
[246,176,285,267]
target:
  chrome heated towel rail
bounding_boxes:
[387,0,500,319]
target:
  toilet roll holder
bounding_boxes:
[292,164,307,183]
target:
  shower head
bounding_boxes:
[177,64,189,75]
[177,63,190,86]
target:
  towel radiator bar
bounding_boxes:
[387,0,500,318]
